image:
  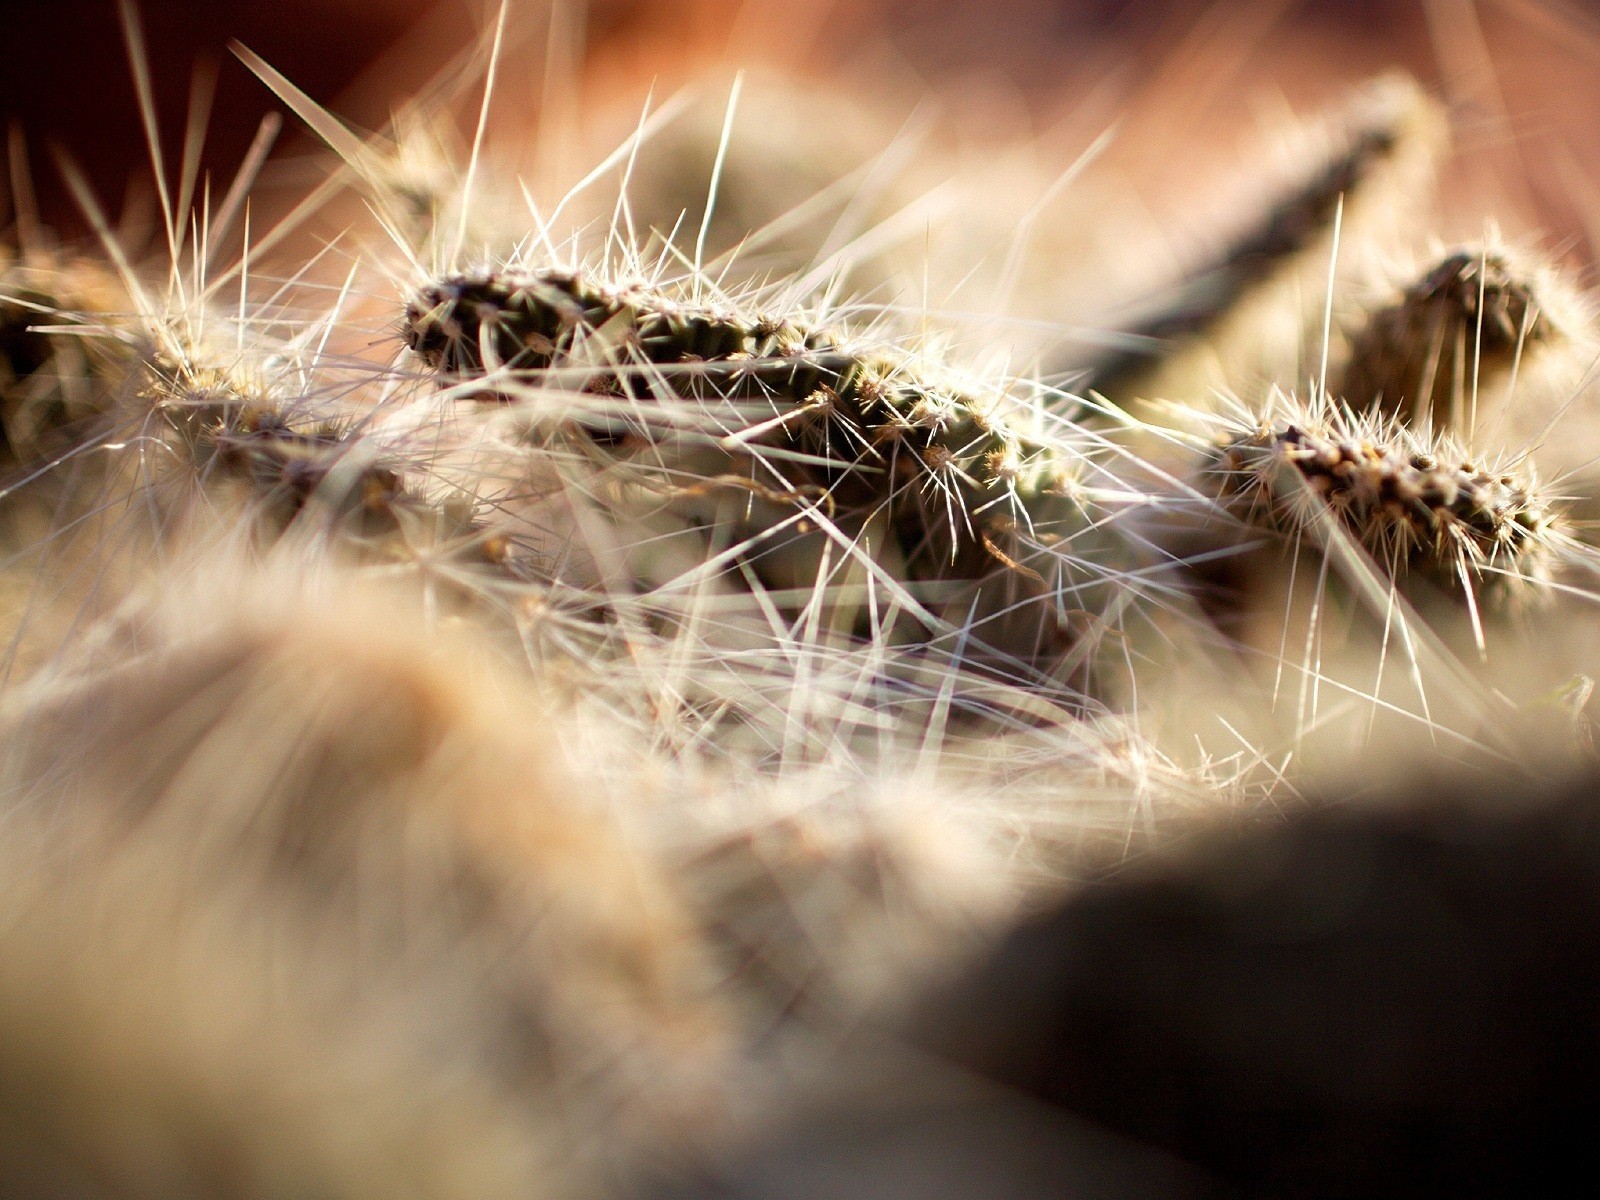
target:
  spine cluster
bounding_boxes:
[404,268,1085,575]
[140,355,504,573]
[1212,416,1556,589]
[1338,248,1560,424]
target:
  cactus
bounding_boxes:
[1336,244,1591,433]
[400,265,1132,676]
[401,269,1077,521]
[1078,73,1447,409]
[8,14,1600,1200]
[1209,402,1559,597]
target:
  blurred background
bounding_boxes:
[6,1,1600,272]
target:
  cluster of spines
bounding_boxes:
[403,267,1085,575]
[1211,413,1557,591]
[141,355,511,571]
[1337,247,1565,424]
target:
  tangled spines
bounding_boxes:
[1212,410,1558,591]
[403,267,1086,577]
[402,270,795,374]
[1338,248,1569,426]
[209,409,409,530]
[140,354,513,572]
[15,28,1600,1199]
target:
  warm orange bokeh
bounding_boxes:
[5,1,1600,261]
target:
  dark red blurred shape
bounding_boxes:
[0,0,421,235]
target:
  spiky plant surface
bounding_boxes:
[9,4,1600,1198]
[396,263,1136,671]
[1209,396,1560,595]
[1337,243,1594,433]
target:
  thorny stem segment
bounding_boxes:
[1338,249,1558,428]
[403,268,1089,574]
[1212,417,1558,594]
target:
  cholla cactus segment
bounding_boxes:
[403,267,1085,570]
[403,269,805,374]
[1210,400,1559,593]
[137,349,509,572]
[208,409,410,532]
[1337,246,1586,429]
